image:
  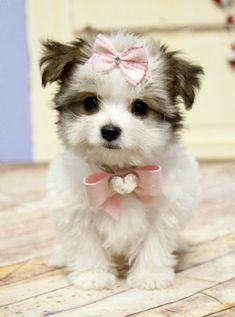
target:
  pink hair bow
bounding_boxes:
[87,33,152,86]
[83,165,162,220]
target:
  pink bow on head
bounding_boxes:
[83,165,162,220]
[87,33,152,86]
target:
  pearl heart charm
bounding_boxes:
[110,173,138,195]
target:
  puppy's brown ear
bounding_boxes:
[164,50,204,110]
[40,39,90,87]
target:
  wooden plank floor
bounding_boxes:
[0,161,235,317]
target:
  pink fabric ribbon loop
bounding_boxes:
[83,165,162,220]
[84,172,111,207]
[87,34,152,86]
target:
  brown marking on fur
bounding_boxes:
[139,94,184,132]
[163,50,204,110]
[54,77,99,111]
[55,91,99,116]
[112,254,129,278]
[40,39,90,87]
[160,43,168,53]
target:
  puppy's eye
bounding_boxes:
[83,96,99,114]
[131,100,149,117]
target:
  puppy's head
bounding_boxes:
[40,32,203,168]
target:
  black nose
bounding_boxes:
[101,125,122,142]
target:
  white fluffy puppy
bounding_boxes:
[40,32,203,290]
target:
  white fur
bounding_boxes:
[46,32,200,290]
[46,144,199,290]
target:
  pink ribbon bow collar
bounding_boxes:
[83,165,162,220]
[87,33,152,86]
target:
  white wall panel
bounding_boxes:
[71,0,224,29]
[26,0,74,161]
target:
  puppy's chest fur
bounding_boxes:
[93,195,154,255]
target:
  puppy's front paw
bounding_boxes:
[68,270,116,290]
[127,269,175,290]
